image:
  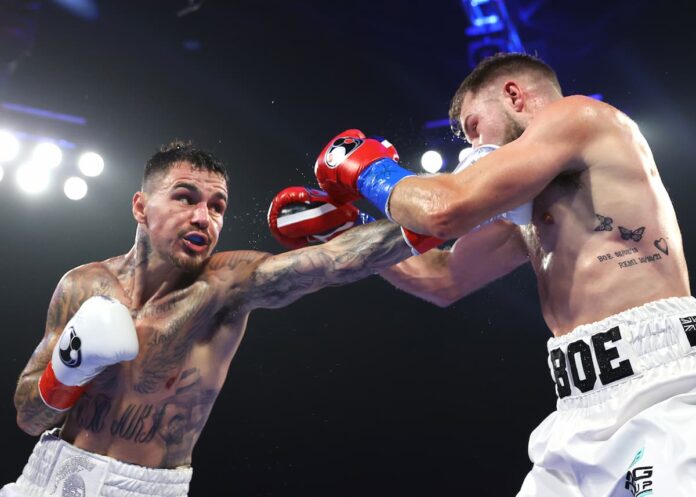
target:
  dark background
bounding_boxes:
[0,1,694,495]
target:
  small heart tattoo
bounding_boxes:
[654,238,669,255]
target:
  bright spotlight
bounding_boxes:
[78,151,104,177]
[0,131,20,162]
[16,162,51,194]
[459,147,473,163]
[64,176,88,200]
[33,142,63,168]
[0,165,4,182]
[421,150,443,174]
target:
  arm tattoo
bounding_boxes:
[14,266,118,435]
[247,220,410,309]
[13,378,67,435]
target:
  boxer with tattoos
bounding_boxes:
[312,53,694,495]
[3,142,411,497]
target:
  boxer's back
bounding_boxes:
[525,97,690,334]
[60,254,252,468]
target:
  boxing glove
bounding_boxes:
[267,186,375,249]
[38,296,139,411]
[314,131,443,255]
[314,129,412,214]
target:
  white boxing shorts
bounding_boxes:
[518,296,696,497]
[0,429,192,497]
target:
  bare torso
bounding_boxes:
[521,102,689,334]
[60,254,251,468]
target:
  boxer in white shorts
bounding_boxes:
[305,52,694,494]
[4,142,411,496]
[522,296,696,496]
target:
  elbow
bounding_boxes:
[431,295,456,308]
[429,287,464,308]
[427,201,465,241]
[419,181,474,240]
[16,413,43,437]
[13,382,50,436]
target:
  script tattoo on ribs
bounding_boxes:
[67,368,220,465]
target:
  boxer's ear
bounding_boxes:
[503,81,524,112]
[132,191,147,224]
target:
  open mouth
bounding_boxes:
[184,233,207,246]
[182,232,209,253]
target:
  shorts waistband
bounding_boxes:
[15,429,192,497]
[546,296,696,405]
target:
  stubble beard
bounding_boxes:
[170,248,207,273]
[503,111,526,144]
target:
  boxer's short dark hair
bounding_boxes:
[142,140,228,191]
[449,52,561,138]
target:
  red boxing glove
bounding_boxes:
[314,129,399,205]
[268,186,373,249]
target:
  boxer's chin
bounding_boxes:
[171,252,207,273]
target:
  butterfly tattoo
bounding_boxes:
[618,226,645,242]
[594,214,613,232]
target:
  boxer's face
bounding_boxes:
[138,162,228,272]
[458,85,525,148]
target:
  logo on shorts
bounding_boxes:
[625,448,654,497]
[680,315,696,347]
[49,455,95,496]
[58,326,82,368]
[324,136,363,168]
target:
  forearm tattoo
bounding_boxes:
[13,380,67,435]
[248,220,410,309]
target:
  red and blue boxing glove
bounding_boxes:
[314,129,407,214]
[314,129,444,254]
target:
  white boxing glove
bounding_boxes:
[38,295,139,411]
[455,144,532,227]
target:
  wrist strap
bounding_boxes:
[356,158,414,219]
[38,361,86,412]
[401,227,443,255]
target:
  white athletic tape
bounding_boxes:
[276,203,337,228]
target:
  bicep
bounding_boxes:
[448,134,579,232]
[397,101,591,239]
[445,221,528,299]
[242,221,409,310]
[243,248,337,310]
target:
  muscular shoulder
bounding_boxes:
[519,95,628,170]
[533,96,625,140]
[201,250,271,288]
[205,250,270,273]
[59,261,121,297]
[197,250,277,313]
[46,261,124,335]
